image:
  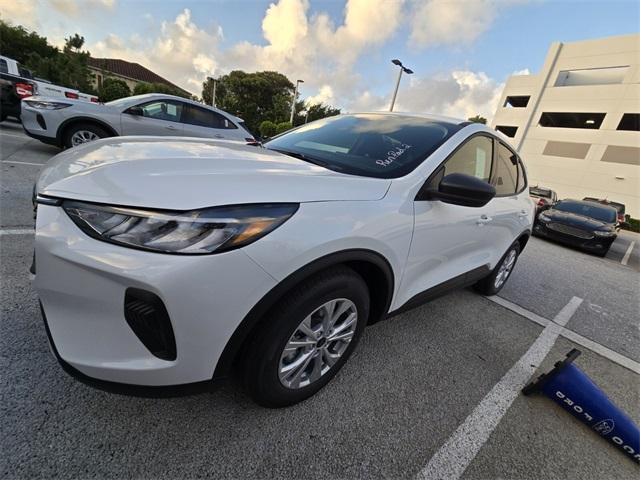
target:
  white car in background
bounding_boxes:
[21,93,255,148]
[0,55,98,104]
[33,113,533,407]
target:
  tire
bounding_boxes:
[474,242,521,296]
[242,266,370,408]
[63,123,109,148]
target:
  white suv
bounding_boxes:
[33,113,534,407]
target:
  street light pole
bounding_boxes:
[290,79,304,124]
[389,59,414,112]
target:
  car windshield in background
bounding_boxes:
[264,114,459,178]
[554,201,617,223]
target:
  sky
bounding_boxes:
[2,0,639,120]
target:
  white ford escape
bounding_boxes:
[33,113,534,407]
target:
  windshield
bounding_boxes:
[554,201,617,223]
[264,114,460,178]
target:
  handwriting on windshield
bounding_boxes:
[376,144,412,167]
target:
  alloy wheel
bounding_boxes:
[278,298,358,389]
[494,249,517,289]
[71,130,99,146]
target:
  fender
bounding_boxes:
[56,116,119,145]
[212,248,395,379]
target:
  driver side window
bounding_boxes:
[443,135,493,181]
[138,101,183,122]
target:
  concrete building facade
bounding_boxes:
[491,34,640,218]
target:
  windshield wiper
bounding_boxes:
[267,148,341,171]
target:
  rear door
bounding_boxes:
[120,99,185,136]
[485,140,532,265]
[181,104,245,141]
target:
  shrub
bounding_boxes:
[259,120,277,138]
[275,121,292,135]
[99,78,131,102]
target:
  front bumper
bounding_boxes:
[34,204,277,387]
[533,222,616,252]
[21,104,60,145]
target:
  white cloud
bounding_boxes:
[2,0,518,116]
[90,8,223,92]
[49,0,116,17]
[409,0,525,48]
[352,70,504,122]
[0,0,38,29]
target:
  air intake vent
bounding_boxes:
[124,288,177,361]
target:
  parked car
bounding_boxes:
[33,113,533,407]
[582,197,626,225]
[22,93,255,148]
[529,185,557,213]
[0,62,35,122]
[0,55,97,106]
[534,199,618,256]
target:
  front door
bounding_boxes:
[397,134,497,306]
[120,100,185,136]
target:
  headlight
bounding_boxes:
[63,201,298,254]
[538,212,551,223]
[594,230,615,237]
[23,100,72,110]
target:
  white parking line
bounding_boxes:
[416,297,583,480]
[487,295,640,375]
[0,131,28,139]
[0,228,34,236]
[621,241,635,266]
[1,160,45,167]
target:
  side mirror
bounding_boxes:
[422,173,496,208]
[126,106,143,116]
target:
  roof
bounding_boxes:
[87,57,190,96]
[357,111,466,124]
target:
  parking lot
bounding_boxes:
[1,120,638,479]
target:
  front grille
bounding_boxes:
[547,222,594,239]
[124,288,177,361]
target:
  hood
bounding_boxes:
[544,210,612,230]
[37,137,391,210]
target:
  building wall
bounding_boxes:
[88,67,140,92]
[491,34,640,218]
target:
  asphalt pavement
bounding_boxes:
[1,122,638,479]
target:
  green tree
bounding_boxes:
[99,78,131,102]
[259,120,277,138]
[0,20,56,64]
[275,121,292,134]
[202,71,294,133]
[133,81,190,99]
[468,115,487,124]
[296,102,341,125]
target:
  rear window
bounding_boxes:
[183,105,237,129]
[554,201,617,223]
[0,59,7,74]
[265,114,461,179]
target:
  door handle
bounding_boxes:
[165,125,178,131]
[518,210,528,217]
[476,214,492,225]
[214,134,224,139]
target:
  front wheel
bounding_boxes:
[242,266,370,408]
[63,123,109,148]
[474,243,521,296]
